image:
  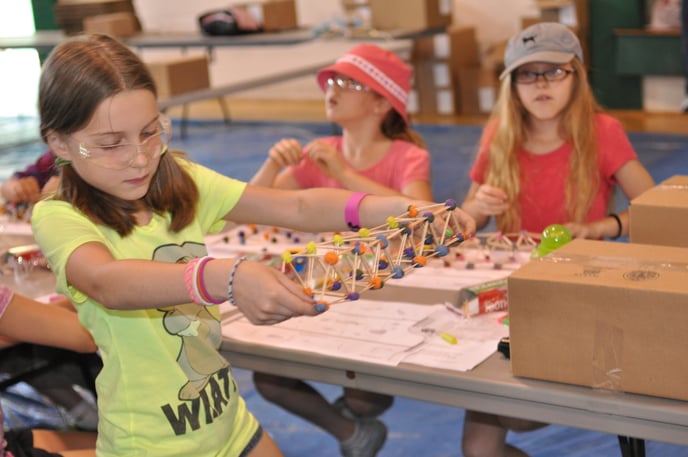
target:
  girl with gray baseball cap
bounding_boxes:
[461,22,655,457]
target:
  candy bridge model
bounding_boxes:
[280,200,468,306]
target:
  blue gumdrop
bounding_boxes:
[435,245,449,257]
[391,266,404,279]
[376,234,389,248]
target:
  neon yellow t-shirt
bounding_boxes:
[32,160,258,457]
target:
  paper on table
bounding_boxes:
[388,266,512,291]
[222,299,509,371]
[0,216,33,236]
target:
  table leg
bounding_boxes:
[618,435,646,457]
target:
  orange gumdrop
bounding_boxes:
[303,287,314,297]
[413,256,427,266]
[368,277,383,289]
[324,251,339,265]
[408,205,418,217]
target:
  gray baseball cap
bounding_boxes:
[500,22,583,80]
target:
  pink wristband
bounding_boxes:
[345,192,369,232]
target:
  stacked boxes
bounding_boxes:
[237,0,298,32]
[54,0,141,36]
[409,26,496,116]
[83,11,138,37]
[369,0,451,31]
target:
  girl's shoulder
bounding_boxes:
[593,112,624,131]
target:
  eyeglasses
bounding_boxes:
[326,76,369,92]
[75,114,171,170]
[513,67,575,84]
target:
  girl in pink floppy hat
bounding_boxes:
[251,44,432,457]
[251,44,432,202]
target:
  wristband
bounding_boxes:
[608,213,622,239]
[195,257,224,305]
[227,256,248,307]
[344,192,369,232]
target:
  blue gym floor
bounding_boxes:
[1,117,687,456]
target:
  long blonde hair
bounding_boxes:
[486,58,600,232]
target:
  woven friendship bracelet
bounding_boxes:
[183,258,202,305]
[227,256,248,307]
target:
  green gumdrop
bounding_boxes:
[540,224,572,250]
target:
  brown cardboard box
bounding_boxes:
[453,66,497,115]
[83,11,138,37]
[370,0,451,31]
[508,239,688,401]
[238,0,298,32]
[411,59,455,115]
[54,0,139,35]
[146,56,211,99]
[630,175,688,248]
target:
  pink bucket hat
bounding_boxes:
[316,44,412,124]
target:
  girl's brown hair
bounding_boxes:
[380,109,426,148]
[39,34,198,237]
[485,58,600,232]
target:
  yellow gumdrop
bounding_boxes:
[306,241,317,254]
[333,234,344,246]
[281,251,293,263]
[359,228,370,237]
[387,216,398,229]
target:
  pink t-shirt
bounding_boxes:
[469,114,638,233]
[289,137,431,191]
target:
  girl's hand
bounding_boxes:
[2,176,41,204]
[230,259,322,325]
[267,138,304,169]
[472,184,510,217]
[305,140,346,179]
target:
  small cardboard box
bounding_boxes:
[453,66,497,115]
[146,56,210,99]
[630,175,688,248]
[508,239,688,401]
[83,12,138,37]
[238,0,298,32]
[370,0,451,31]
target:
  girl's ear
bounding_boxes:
[46,131,70,160]
[373,96,393,118]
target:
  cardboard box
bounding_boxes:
[630,175,688,248]
[453,66,497,115]
[238,0,298,32]
[54,0,139,36]
[370,0,451,31]
[83,11,138,37]
[508,239,688,401]
[146,56,210,99]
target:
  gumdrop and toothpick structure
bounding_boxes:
[280,200,468,307]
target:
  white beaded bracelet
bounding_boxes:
[227,256,248,307]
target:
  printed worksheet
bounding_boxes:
[222,299,509,371]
